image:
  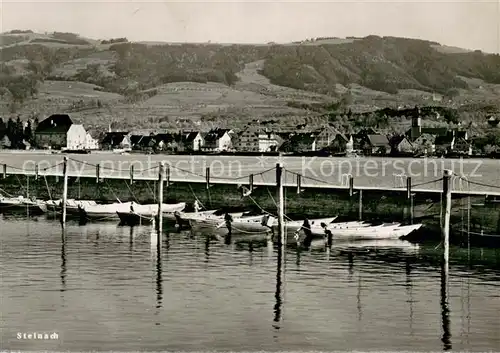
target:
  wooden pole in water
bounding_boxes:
[358,189,363,221]
[406,177,413,224]
[276,163,285,246]
[165,165,170,188]
[157,162,165,233]
[442,170,452,265]
[205,167,210,189]
[296,173,301,194]
[349,175,354,197]
[2,164,6,179]
[467,181,471,259]
[249,174,254,193]
[96,163,100,184]
[61,156,69,228]
[35,164,39,181]
[130,165,134,185]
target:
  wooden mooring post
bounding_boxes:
[358,189,363,221]
[440,170,453,351]
[96,163,100,184]
[249,174,254,193]
[61,157,69,228]
[407,177,413,224]
[205,167,210,189]
[157,162,165,234]
[276,163,285,246]
[2,164,6,179]
[442,170,452,265]
[165,165,170,188]
[129,165,134,185]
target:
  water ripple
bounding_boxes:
[1,217,499,351]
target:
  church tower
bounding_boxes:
[410,107,422,140]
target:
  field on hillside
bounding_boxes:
[1,31,500,133]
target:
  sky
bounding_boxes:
[1,0,499,53]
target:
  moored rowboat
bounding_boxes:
[0,196,47,214]
[216,215,339,234]
[116,202,186,225]
[80,202,186,221]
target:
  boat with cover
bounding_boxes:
[216,215,339,234]
[177,210,246,226]
[116,202,186,225]
[0,195,47,213]
[38,199,98,215]
[80,201,185,221]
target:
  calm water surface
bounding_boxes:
[1,215,499,351]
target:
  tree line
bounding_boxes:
[0,117,38,149]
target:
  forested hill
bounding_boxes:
[2,33,500,95]
[1,31,499,132]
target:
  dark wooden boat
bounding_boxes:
[117,211,154,226]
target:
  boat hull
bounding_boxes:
[117,212,154,226]
[80,202,186,222]
[0,198,47,215]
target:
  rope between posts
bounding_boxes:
[461,179,500,190]
[285,168,332,186]
[411,178,443,188]
[211,167,277,181]
[68,158,128,173]
[3,164,30,172]
[169,165,205,179]
[137,165,159,174]
[40,162,64,172]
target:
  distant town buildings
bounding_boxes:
[2,108,496,156]
[34,114,88,150]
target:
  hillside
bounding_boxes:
[1,31,499,133]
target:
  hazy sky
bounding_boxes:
[1,0,499,53]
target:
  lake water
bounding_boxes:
[1,215,499,351]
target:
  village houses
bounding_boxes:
[101,131,132,150]
[203,128,233,152]
[279,132,317,153]
[407,116,472,155]
[237,126,284,152]
[34,114,89,150]
[389,135,414,155]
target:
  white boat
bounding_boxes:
[216,215,268,233]
[182,211,245,224]
[0,195,46,213]
[38,199,98,214]
[275,217,338,233]
[81,201,186,221]
[312,223,423,240]
[216,215,339,234]
[117,202,186,225]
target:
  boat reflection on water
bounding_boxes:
[60,230,67,293]
[441,261,452,351]
[273,243,285,331]
[334,239,420,254]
